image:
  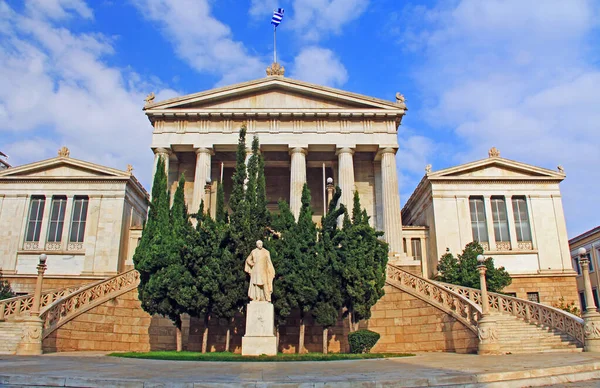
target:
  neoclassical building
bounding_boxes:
[402,148,577,304]
[144,67,409,262]
[0,148,148,294]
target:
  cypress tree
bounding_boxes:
[134,169,195,351]
[313,186,345,353]
[215,181,228,224]
[293,183,319,353]
[339,191,388,331]
[269,200,297,349]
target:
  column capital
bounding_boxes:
[379,147,398,154]
[336,147,355,156]
[154,147,171,156]
[289,147,307,155]
[195,147,214,155]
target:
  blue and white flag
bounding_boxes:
[271,8,284,27]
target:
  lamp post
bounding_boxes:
[326,177,334,208]
[16,254,47,355]
[579,247,600,352]
[204,177,212,215]
[476,253,500,355]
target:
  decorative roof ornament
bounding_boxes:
[557,165,565,174]
[144,92,155,106]
[126,164,134,174]
[488,147,500,158]
[395,92,407,109]
[266,62,285,77]
[425,164,432,173]
[58,146,70,158]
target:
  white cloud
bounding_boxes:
[25,0,93,20]
[0,0,174,188]
[249,0,279,19]
[132,0,267,86]
[398,0,600,235]
[289,0,369,42]
[289,46,348,87]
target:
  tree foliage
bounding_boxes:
[338,191,388,329]
[0,273,15,300]
[436,241,512,293]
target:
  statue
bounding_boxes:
[245,240,275,302]
[144,92,155,106]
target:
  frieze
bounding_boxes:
[477,326,498,343]
[585,320,600,339]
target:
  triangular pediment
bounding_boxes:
[144,77,406,113]
[428,157,565,181]
[0,157,131,180]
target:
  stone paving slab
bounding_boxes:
[1,352,600,387]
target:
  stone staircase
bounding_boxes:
[493,315,582,354]
[0,321,22,355]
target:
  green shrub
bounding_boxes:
[348,329,380,354]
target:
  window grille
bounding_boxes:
[69,196,89,243]
[511,197,531,242]
[47,196,67,243]
[25,196,45,242]
[491,196,510,242]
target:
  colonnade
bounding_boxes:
[152,145,404,255]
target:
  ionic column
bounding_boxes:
[289,147,307,219]
[379,147,404,255]
[336,147,355,215]
[192,148,213,214]
[151,147,171,194]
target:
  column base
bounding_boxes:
[477,315,501,355]
[583,311,600,352]
[16,315,43,355]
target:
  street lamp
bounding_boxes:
[326,177,334,208]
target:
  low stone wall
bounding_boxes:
[504,274,578,306]
[43,284,478,354]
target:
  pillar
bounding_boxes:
[580,248,600,352]
[379,148,404,255]
[192,148,213,214]
[289,147,307,219]
[336,147,355,214]
[151,147,171,194]
[477,261,500,355]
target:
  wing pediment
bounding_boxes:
[428,158,565,181]
[145,77,406,113]
[0,158,130,180]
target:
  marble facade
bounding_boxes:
[0,148,149,293]
[144,71,408,258]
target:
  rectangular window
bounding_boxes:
[589,254,595,273]
[527,292,540,303]
[469,197,488,243]
[47,196,67,243]
[491,196,510,242]
[512,197,532,242]
[25,196,45,242]
[593,288,599,309]
[505,292,517,297]
[411,238,422,260]
[580,292,587,312]
[403,238,407,254]
[69,196,89,243]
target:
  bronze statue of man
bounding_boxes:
[245,240,275,302]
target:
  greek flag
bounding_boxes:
[271,8,284,27]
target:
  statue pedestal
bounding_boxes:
[242,301,277,356]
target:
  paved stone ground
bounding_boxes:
[543,380,600,387]
[1,352,600,387]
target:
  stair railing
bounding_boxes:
[0,284,82,321]
[385,264,482,333]
[438,281,584,344]
[39,269,140,338]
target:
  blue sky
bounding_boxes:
[1,0,599,237]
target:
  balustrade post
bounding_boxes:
[17,254,47,355]
[476,254,500,355]
[0,303,4,321]
[579,248,600,352]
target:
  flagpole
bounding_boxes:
[273,25,277,64]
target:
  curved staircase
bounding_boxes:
[438,280,584,353]
[0,265,586,354]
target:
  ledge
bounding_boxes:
[17,250,86,256]
[483,249,539,255]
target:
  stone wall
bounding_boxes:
[504,274,578,306]
[6,276,96,295]
[42,284,478,354]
